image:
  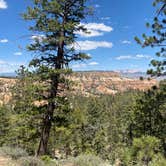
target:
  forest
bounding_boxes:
[0,0,165,166]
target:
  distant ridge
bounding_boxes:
[120,72,147,79]
[0,72,16,78]
[0,71,147,79]
[75,70,147,79]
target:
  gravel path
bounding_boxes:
[0,156,10,166]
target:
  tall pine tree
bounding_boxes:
[23,0,91,156]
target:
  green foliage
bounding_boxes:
[0,106,11,146]
[131,136,161,164]
[21,0,92,155]
[120,136,163,166]
[8,67,41,154]
[135,0,166,76]
[0,146,28,160]
[40,155,60,166]
[131,81,166,153]
[18,156,45,166]
[0,78,165,164]
[72,154,106,166]
[149,154,166,166]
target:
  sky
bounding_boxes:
[0,0,160,73]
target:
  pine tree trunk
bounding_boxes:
[37,41,64,156]
[37,74,59,156]
[37,102,54,156]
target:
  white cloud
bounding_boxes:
[101,17,111,20]
[83,23,113,32]
[116,54,151,60]
[72,61,99,69]
[89,62,99,65]
[31,34,46,42]
[120,69,142,73]
[14,52,22,56]
[0,60,23,73]
[135,54,150,59]
[72,63,87,69]
[76,30,103,37]
[116,55,133,60]
[0,60,6,64]
[130,64,138,68]
[0,0,7,9]
[121,40,131,44]
[94,4,100,8]
[76,23,113,37]
[0,39,8,43]
[73,40,113,51]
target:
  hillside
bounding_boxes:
[0,71,157,105]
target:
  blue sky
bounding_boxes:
[0,0,159,73]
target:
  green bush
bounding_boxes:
[72,154,110,166]
[18,156,45,166]
[0,146,28,159]
[119,136,163,166]
[40,155,59,166]
[149,154,166,166]
[131,136,161,164]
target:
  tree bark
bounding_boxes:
[37,38,64,156]
[37,102,54,156]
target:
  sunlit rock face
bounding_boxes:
[0,72,157,104]
[66,71,157,96]
[0,78,16,105]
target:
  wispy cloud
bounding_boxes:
[116,54,151,60]
[101,17,111,20]
[76,23,113,37]
[73,40,113,51]
[121,40,131,44]
[0,0,7,9]
[89,62,99,66]
[72,63,87,69]
[123,26,130,29]
[0,39,8,43]
[76,30,103,38]
[118,69,143,73]
[14,52,22,56]
[72,61,99,69]
[31,34,45,42]
[0,60,23,73]
[0,60,6,64]
[94,4,100,8]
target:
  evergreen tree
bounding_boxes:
[10,66,41,154]
[0,106,10,146]
[132,81,166,154]
[135,0,166,76]
[22,0,91,156]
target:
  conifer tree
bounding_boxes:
[135,0,166,76]
[23,0,91,156]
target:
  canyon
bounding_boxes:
[0,71,157,104]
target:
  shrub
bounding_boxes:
[18,156,45,166]
[72,154,110,166]
[40,155,59,166]
[149,154,166,166]
[0,146,28,159]
[131,136,161,164]
[119,136,163,166]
